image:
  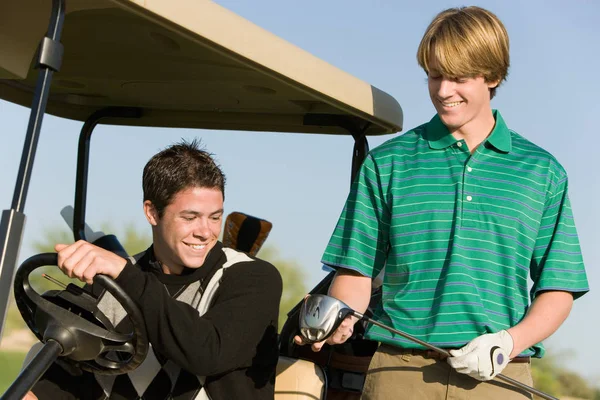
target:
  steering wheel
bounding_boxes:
[13,253,149,375]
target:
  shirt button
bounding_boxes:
[457,142,463,147]
[466,195,473,201]
[467,166,473,172]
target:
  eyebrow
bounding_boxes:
[180,209,224,216]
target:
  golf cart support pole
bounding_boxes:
[1,340,63,400]
[350,128,369,186]
[0,0,66,339]
[303,114,370,185]
[351,311,559,400]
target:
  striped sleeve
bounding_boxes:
[321,153,390,278]
[530,174,589,299]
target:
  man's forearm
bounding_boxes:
[507,290,573,358]
[328,268,372,317]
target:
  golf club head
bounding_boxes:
[299,294,354,344]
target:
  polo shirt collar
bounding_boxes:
[486,110,511,153]
[424,110,512,153]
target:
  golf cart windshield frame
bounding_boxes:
[71,107,370,244]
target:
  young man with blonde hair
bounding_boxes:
[297,6,588,399]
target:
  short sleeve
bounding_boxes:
[530,174,589,300]
[321,153,390,279]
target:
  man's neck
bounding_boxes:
[151,246,184,275]
[160,261,183,275]
[450,109,496,153]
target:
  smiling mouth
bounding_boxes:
[441,101,463,108]
[185,243,207,250]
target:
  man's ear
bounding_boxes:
[487,79,500,89]
[144,200,159,226]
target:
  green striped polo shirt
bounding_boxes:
[322,110,589,357]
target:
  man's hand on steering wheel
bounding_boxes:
[55,241,127,285]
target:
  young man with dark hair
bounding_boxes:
[297,6,588,399]
[26,139,283,400]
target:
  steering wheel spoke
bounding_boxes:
[101,341,135,355]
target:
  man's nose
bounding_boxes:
[437,79,455,98]
[193,218,211,238]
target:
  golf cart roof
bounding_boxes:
[0,0,403,135]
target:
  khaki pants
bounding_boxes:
[361,344,533,400]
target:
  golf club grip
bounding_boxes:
[354,312,558,400]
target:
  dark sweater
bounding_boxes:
[31,242,283,400]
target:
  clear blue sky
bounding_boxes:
[1,0,598,382]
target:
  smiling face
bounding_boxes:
[144,186,224,275]
[417,7,510,138]
[428,55,498,137]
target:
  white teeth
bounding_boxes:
[442,101,462,107]
[187,244,206,250]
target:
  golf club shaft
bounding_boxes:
[352,311,558,400]
[353,311,450,356]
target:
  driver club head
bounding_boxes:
[299,294,354,344]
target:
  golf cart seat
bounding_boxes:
[274,356,325,400]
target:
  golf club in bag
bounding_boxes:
[299,294,557,400]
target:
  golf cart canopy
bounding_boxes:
[0,0,403,135]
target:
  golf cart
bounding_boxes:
[0,0,402,399]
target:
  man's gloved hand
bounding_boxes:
[447,330,514,381]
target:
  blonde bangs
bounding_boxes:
[417,7,509,85]
[423,29,480,79]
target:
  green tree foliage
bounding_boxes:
[532,352,598,399]
[256,246,307,331]
[118,223,153,255]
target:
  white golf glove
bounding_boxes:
[447,330,514,381]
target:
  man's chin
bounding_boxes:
[178,242,217,268]
[438,115,464,131]
[179,254,207,269]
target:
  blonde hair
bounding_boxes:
[417,6,509,98]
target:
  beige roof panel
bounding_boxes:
[0,0,402,135]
